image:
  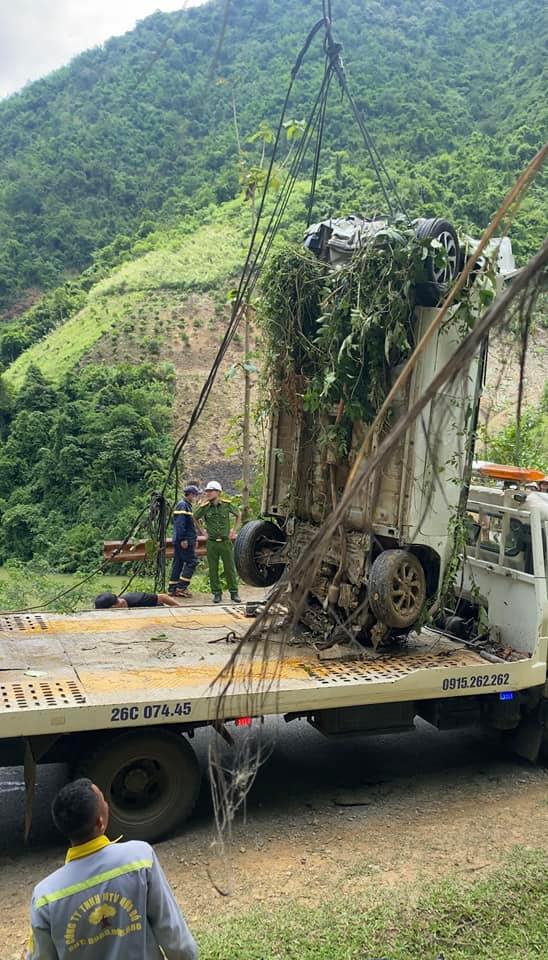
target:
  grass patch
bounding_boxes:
[5,292,143,387]
[91,222,245,299]
[0,561,217,612]
[198,849,547,959]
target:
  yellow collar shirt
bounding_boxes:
[28,836,198,959]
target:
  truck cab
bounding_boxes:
[458,477,548,660]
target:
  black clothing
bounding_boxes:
[122,591,159,607]
[169,543,198,593]
[169,496,198,593]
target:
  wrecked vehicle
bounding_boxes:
[235,215,516,644]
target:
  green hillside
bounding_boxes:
[0,0,546,313]
[4,208,247,387]
[0,0,546,578]
[0,195,256,570]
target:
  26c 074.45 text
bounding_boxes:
[110,702,192,722]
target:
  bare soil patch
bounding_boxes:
[1,722,546,958]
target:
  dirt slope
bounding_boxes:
[85,284,547,489]
[85,289,262,492]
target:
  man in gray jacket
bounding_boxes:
[28,778,198,959]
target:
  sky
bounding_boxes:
[0,0,209,100]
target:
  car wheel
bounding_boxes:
[413,217,460,306]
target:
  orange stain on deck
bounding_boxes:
[79,658,310,694]
[32,611,245,636]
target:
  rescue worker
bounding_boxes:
[168,484,200,598]
[94,591,180,609]
[28,777,198,959]
[193,481,241,603]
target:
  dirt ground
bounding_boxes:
[481,324,547,432]
[1,716,547,959]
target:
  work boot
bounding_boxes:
[177,588,193,598]
[230,592,242,603]
[213,592,222,603]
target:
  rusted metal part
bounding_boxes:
[103,536,207,563]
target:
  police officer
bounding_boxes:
[168,484,200,598]
[193,481,241,603]
[28,778,197,959]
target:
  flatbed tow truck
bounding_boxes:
[1,479,547,842]
[1,214,547,842]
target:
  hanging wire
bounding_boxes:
[18,1,416,613]
[307,62,332,226]
[138,0,412,579]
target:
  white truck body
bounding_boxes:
[0,486,546,840]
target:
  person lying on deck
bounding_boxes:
[94,591,181,609]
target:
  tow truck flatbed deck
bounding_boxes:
[0,604,537,739]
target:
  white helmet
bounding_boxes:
[205,480,222,492]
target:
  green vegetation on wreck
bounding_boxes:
[259,225,494,455]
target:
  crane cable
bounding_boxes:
[151,15,337,588]
[14,2,409,606]
[153,1,413,588]
[321,8,408,218]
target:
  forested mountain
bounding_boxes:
[0,0,546,576]
[0,0,546,312]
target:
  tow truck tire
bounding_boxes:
[77,728,200,842]
[413,217,460,306]
[234,519,286,587]
[369,549,427,629]
[540,707,548,764]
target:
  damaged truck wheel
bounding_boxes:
[235,519,286,587]
[369,549,427,629]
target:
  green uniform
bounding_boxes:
[194,498,240,594]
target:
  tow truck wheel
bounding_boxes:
[234,519,286,587]
[369,549,427,629]
[77,728,200,842]
[540,708,548,764]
